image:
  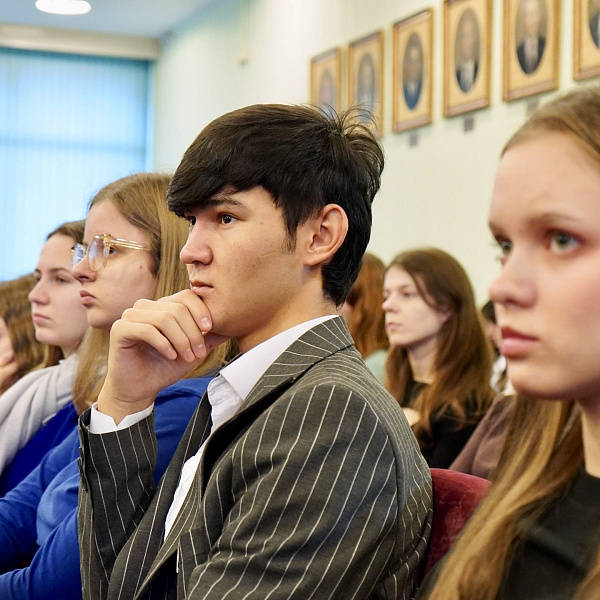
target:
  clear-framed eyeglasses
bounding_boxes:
[71,233,151,272]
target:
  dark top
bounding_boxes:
[416,468,600,600]
[404,380,480,468]
[498,467,600,600]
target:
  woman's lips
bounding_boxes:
[500,326,537,358]
[32,313,50,325]
[79,290,95,306]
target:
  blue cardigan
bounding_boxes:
[0,376,212,599]
[0,400,79,496]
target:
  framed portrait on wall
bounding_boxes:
[574,0,600,79]
[310,48,342,115]
[348,31,384,136]
[503,0,559,100]
[443,0,492,117]
[392,9,434,132]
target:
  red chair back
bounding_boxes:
[421,468,491,580]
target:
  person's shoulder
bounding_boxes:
[291,350,418,441]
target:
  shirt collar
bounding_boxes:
[219,315,335,401]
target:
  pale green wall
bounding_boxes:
[152,0,588,302]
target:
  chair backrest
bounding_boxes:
[420,468,491,580]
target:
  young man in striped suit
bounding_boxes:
[77,104,432,600]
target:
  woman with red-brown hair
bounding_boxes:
[383,247,494,468]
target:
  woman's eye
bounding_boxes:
[550,231,578,253]
[498,239,512,256]
[219,214,235,225]
[186,216,196,229]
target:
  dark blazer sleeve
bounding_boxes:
[78,378,210,598]
[78,411,159,597]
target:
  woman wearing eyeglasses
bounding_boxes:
[0,221,88,480]
[0,173,232,599]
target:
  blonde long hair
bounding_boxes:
[72,173,229,413]
[424,87,600,600]
[384,248,494,443]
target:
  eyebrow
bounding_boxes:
[384,283,417,292]
[34,267,74,276]
[489,211,583,232]
[204,195,245,210]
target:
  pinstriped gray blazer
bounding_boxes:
[78,317,432,600]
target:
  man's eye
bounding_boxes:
[186,216,196,229]
[219,214,235,225]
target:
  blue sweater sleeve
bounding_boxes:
[0,509,81,599]
[0,403,79,497]
[0,428,79,571]
[0,376,211,599]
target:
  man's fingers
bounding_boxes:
[117,302,208,362]
[158,290,212,335]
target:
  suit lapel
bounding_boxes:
[200,316,355,493]
[244,316,354,406]
[134,317,355,596]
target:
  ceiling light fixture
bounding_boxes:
[35,0,92,16]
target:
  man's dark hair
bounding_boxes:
[167,103,384,305]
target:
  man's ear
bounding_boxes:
[303,204,348,267]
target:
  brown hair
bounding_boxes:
[72,173,231,413]
[424,87,600,600]
[384,247,494,443]
[37,220,86,370]
[344,252,389,358]
[0,273,44,391]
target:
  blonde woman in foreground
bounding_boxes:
[418,86,600,599]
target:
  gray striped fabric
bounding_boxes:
[78,317,432,600]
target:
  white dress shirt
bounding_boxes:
[89,315,335,540]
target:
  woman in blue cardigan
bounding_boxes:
[0,377,210,597]
[0,173,230,598]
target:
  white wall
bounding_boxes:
[153,0,587,302]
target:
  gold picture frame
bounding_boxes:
[310,48,342,115]
[348,31,384,136]
[574,0,600,79]
[444,0,492,117]
[503,0,559,100]
[393,9,434,132]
